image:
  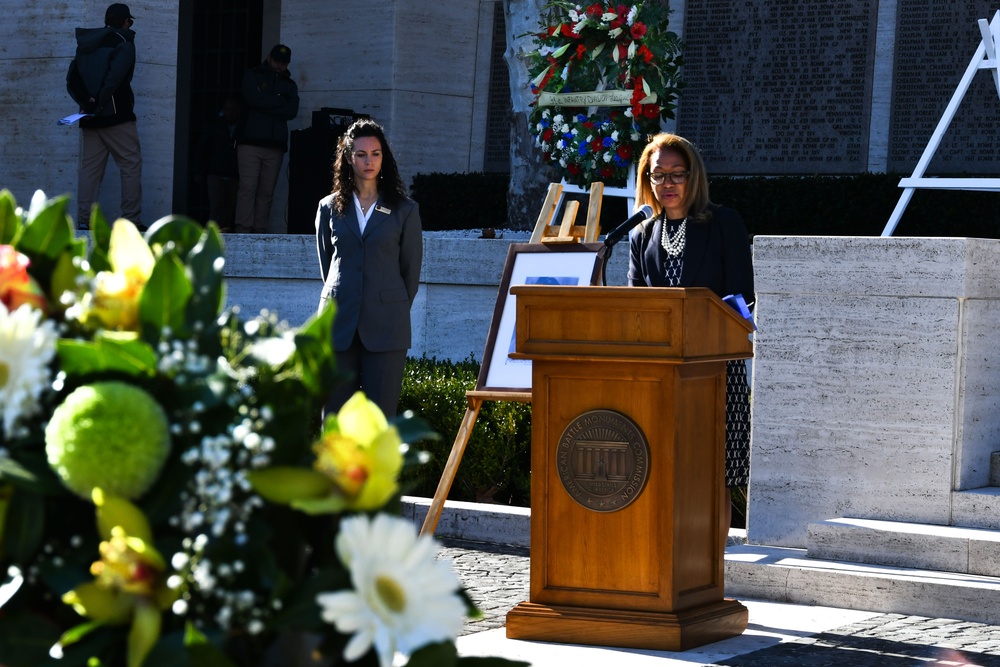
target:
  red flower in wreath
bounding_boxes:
[637,45,654,63]
[591,138,604,151]
[600,166,615,178]
[567,163,582,176]
[576,44,587,60]
[630,22,647,40]
[560,23,577,38]
[586,3,604,18]
[543,128,554,141]
[643,104,659,118]
[617,145,633,161]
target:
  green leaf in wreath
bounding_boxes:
[57,333,158,378]
[139,251,194,341]
[0,188,21,245]
[407,641,458,667]
[145,215,208,259]
[185,224,226,332]
[2,488,45,562]
[290,302,338,396]
[0,609,64,666]
[0,452,65,494]
[87,204,114,273]
[17,193,74,261]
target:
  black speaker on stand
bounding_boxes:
[287,108,368,234]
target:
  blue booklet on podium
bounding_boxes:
[723,293,756,330]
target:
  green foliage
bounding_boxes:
[410,173,510,231]
[398,357,532,507]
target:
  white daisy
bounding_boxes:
[316,514,465,667]
[0,303,58,436]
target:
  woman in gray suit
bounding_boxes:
[315,118,422,417]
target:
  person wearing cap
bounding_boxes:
[233,44,299,233]
[67,3,143,231]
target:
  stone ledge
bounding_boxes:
[951,487,1000,530]
[807,517,1000,577]
[726,543,1000,625]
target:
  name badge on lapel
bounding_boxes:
[375,205,391,215]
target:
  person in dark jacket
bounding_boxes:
[234,44,299,233]
[68,3,143,231]
[194,96,241,231]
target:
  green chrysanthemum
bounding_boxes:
[45,382,171,500]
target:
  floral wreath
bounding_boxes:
[526,1,683,186]
[0,192,524,667]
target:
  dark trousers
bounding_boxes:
[326,332,407,419]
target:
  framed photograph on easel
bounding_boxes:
[477,242,604,392]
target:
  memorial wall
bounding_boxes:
[676,0,1000,176]
[890,1,1000,173]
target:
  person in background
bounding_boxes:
[68,3,143,231]
[315,119,422,418]
[628,132,755,522]
[234,44,298,233]
[194,95,241,231]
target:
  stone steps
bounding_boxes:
[807,516,1000,576]
[725,542,1000,625]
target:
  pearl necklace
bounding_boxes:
[660,215,687,256]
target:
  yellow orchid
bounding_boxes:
[59,489,176,667]
[249,392,403,514]
[82,219,154,331]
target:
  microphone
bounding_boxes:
[603,205,655,248]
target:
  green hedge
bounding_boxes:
[399,356,532,506]
[410,171,1000,239]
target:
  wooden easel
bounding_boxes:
[419,182,606,536]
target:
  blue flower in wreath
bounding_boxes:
[613,155,628,167]
[603,137,615,148]
[576,114,587,122]
[578,143,589,156]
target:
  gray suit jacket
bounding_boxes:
[315,193,422,352]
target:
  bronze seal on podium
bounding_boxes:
[555,409,651,512]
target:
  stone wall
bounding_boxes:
[749,236,1000,547]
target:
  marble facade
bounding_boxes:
[748,236,1000,547]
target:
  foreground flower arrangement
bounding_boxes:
[0,190,527,667]
[525,1,683,185]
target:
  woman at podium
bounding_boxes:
[627,132,755,493]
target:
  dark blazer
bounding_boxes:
[315,193,422,352]
[627,205,754,302]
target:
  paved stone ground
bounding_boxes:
[439,538,1000,666]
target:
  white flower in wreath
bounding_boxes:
[604,152,613,162]
[542,109,552,119]
[553,114,563,124]
[560,124,570,133]
[559,158,568,167]
[612,130,620,141]
[632,132,641,141]
[627,5,638,25]
[624,108,633,118]
[315,514,465,667]
[0,302,58,436]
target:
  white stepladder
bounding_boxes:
[882,10,1000,236]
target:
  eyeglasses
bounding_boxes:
[648,171,689,185]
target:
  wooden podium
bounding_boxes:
[505,285,753,651]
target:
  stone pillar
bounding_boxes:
[749,236,1000,547]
